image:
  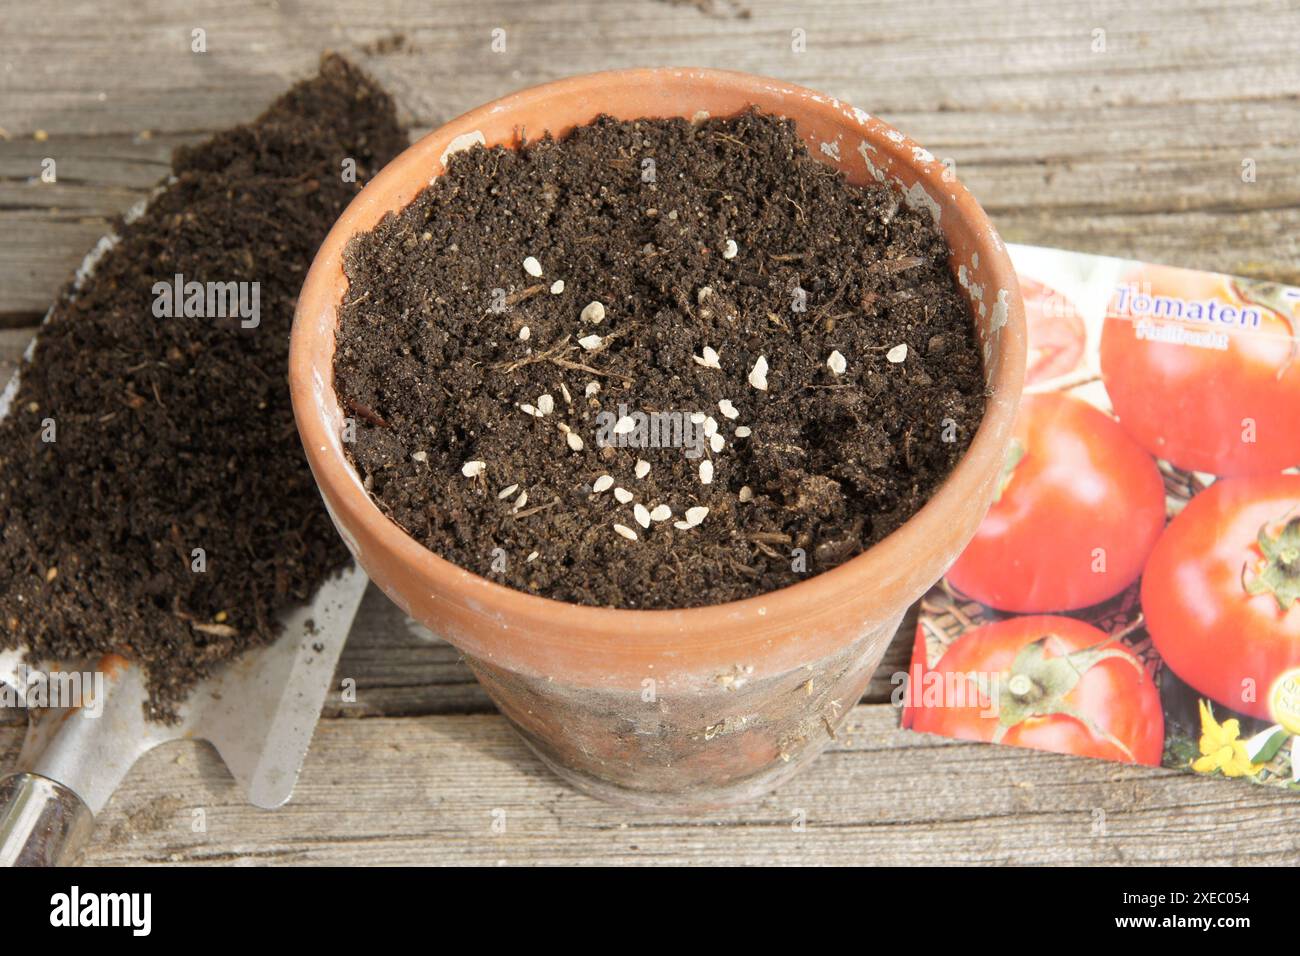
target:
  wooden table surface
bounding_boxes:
[2,0,1298,865]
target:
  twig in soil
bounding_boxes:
[512,500,558,520]
[501,283,546,307]
[342,396,389,428]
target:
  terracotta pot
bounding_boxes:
[290,68,1026,809]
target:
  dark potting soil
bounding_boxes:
[335,111,986,609]
[0,54,407,719]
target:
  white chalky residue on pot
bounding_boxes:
[991,288,1011,333]
[438,130,486,171]
[903,181,941,224]
[857,141,887,184]
[819,140,841,161]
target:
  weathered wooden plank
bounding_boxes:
[3,0,1299,322]
[48,704,1297,865]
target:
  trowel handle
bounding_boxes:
[0,772,94,866]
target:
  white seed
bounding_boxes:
[690,412,706,425]
[738,485,754,502]
[703,417,718,438]
[527,551,539,562]
[537,393,554,415]
[578,334,603,351]
[748,355,769,390]
[550,279,565,294]
[461,460,486,477]
[634,503,651,529]
[697,286,714,304]
[560,382,572,405]
[613,415,636,435]
[411,451,428,463]
[519,403,543,418]
[673,521,693,530]
[827,349,847,375]
[685,506,709,526]
[635,459,651,479]
[614,486,634,504]
[593,475,614,493]
[581,301,606,324]
[649,504,672,522]
[512,491,528,511]
[699,460,714,485]
[718,399,739,420]
[887,343,908,363]
[566,431,584,451]
[585,381,600,397]
[518,326,531,341]
[734,425,752,438]
[722,239,738,260]
[613,523,638,541]
[497,483,519,499]
[692,346,721,370]
[523,256,543,277]
[710,433,725,453]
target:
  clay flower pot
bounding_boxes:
[290,68,1026,809]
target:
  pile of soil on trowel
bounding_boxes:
[0,54,407,719]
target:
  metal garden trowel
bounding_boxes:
[0,563,367,865]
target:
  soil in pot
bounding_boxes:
[334,110,986,609]
[0,54,407,718]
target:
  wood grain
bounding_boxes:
[32,704,1295,866]
[3,0,1298,864]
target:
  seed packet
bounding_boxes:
[901,243,1300,788]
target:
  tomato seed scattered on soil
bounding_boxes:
[334,110,986,609]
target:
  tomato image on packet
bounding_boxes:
[1100,263,1300,477]
[1021,276,1086,385]
[909,616,1164,766]
[945,392,1166,613]
[1142,474,1300,722]
[908,244,1300,791]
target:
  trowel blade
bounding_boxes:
[5,563,367,815]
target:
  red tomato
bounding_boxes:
[1020,276,1086,385]
[910,615,1164,765]
[1100,263,1300,476]
[946,392,1167,612]
[1141,474,1300,721]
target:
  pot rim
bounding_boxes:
[290,66,1026,654]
